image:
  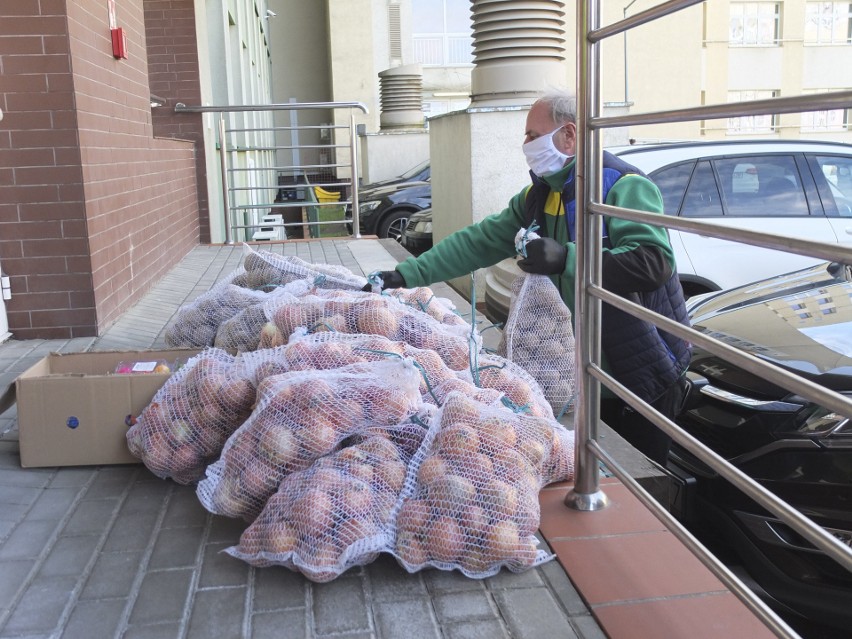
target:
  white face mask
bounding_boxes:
[523,126,570,177]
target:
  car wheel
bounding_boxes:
[378,210,413,241]
[680,280,713,299]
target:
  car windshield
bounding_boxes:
[399,160,429,180]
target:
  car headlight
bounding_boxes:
[793,401,852,436]
[413,221,432,233]
[358,200,381,214]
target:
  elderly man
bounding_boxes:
[367,89,691,464]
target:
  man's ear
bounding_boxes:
[562,122,577,155]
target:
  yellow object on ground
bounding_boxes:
[313,186,341,203]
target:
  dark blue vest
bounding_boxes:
[525,152,692,402]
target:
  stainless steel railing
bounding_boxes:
[174,101,368,244]
[570,1,852,638]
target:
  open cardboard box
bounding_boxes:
[16,349,200,468]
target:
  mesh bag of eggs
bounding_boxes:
[196,358,424,521]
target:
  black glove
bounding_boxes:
[517,237,568,275]
[361,269,406,291]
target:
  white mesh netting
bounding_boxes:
[231,246,367,292]
[164,276,269,348]
[225,418,430,582]
[196,359,424,521]
[126,348,257,484]
[463,353,555,420]
[498,273,576,417]
[391,391,574,578]
[261,292,475,371]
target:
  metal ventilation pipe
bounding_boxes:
[470,0,568,106]
[379,64,425,129]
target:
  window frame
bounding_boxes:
[804,1,852,45]
[729,1,782,47]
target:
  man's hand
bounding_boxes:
[517,237,568,275]
[361,270,406,291]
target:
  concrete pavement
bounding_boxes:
[0,239,606,639]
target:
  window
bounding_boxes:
[801,91,849,132]
[680,161,724,218]
[729,2,780,46]
[714,156,809,217]
[811,154,852,215]
[804,2,852,44]
[727,90,778,134]
[651,160,696,215]
[413,0,473,66]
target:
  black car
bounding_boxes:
[667,261,852,635]
[399,208,433,256]
[353,180,431,240]
[348,162,432,240]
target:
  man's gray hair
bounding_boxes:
[539,90,577,125]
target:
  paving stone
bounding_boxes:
[198,542,249,588]
[39,534,100,577]
[571,613,610,639]
[0,468,51,489]
[252,566,307,612]
[251,609,307,638]
[83,467,138,499]
[62,498,121,536]
[491,587,578,639]
[48,469,96,488]
[148,526,205,570]
[1,574,77,636]
[119,481,170,517]
[0,559,35,610]
[0,520,60,559]
[185,587,247,639]
[0,485,42,509]
[79,550,144,600]
[25,487,83,521]
[538,554,590,616]
[373,598,440,639]
[101,511,158,552]
[311,576,371,635]
[432,590,498,624]
[122,621,183,639]
[444,618,512,639]
[60,598,126,639]
[128,569,193,625]
[485,566,544,589]
[366,555,428,602]
[161,489,209,529]
[206,514,246,544]
[423,569,488,594]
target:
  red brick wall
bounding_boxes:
[0,0,200,339]
[144,0,210,243]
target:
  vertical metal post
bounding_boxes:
[349,110,362,239]
[218,113,234,245]
[565,0,609,512]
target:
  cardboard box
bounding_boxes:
[16,349,200,468]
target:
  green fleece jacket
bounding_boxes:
[395,160,675,320]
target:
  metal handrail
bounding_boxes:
[571,1,852,637]
[174,101,368,243]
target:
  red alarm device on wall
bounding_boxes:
[111,27,127,59]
